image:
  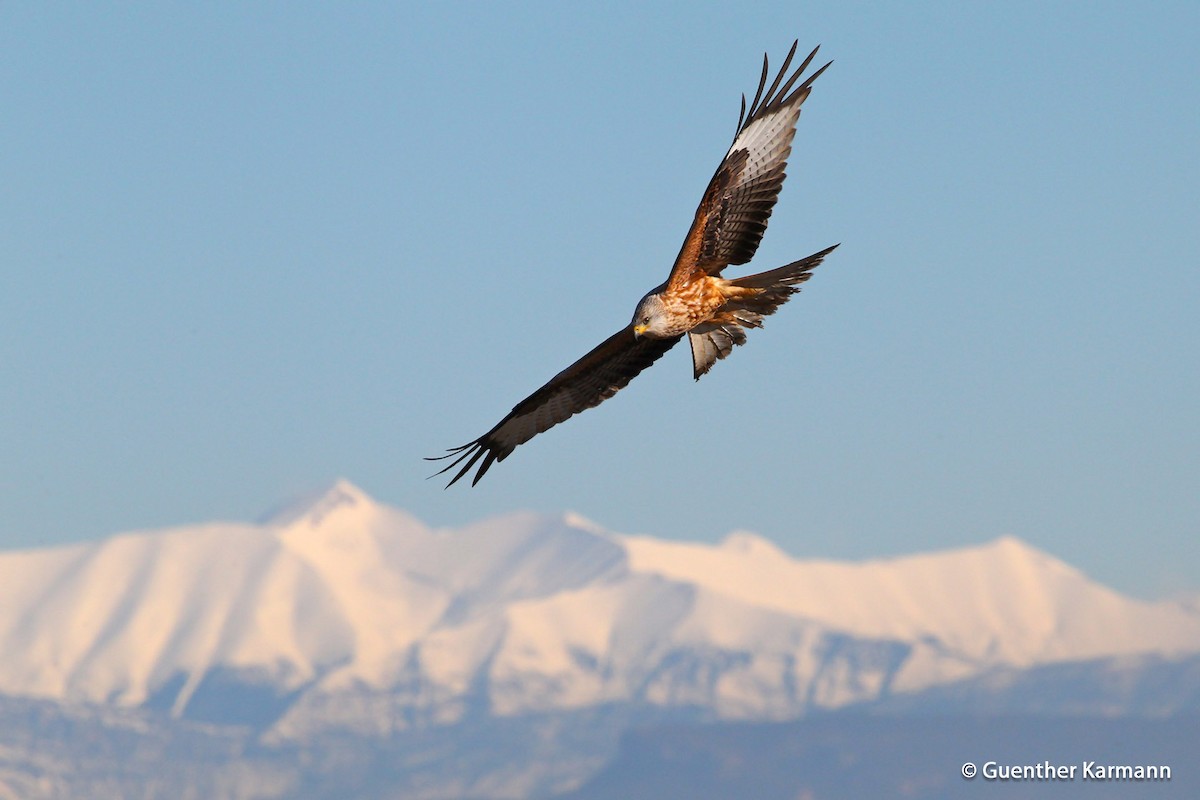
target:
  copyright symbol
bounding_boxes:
[962,762,977,779]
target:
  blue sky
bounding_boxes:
[2,2,1196,599]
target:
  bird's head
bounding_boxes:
[631,293,670,339]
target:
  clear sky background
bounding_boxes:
[2,2,1196,599]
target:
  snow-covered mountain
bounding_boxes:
[1,479,1197,730]
[3,479,1199,799]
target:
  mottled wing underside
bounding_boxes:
[666,42,831,291]
[428,328,682,487]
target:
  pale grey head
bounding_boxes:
[631,292,672,339]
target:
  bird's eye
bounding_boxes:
[641,316,650,324]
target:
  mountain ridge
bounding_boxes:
[0,479,1196,727]
[3,479,1199,799]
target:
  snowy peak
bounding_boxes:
[262,478,375,530]
[620,531,1200,676]
[719,530,787,558]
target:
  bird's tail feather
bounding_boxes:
[726,243,838,315]
[688,243,838,380]
[732,243,839,290]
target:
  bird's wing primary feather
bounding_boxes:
[427,328,682,487]
[666,42,831,291]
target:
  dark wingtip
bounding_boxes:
[470,450,500,487]
[742,41,830,130]
[423,441,488,488]
[424,443,472,462]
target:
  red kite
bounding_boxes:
[430,42,837,487]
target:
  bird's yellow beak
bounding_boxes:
[633,324,647,338]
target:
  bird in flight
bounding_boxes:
[429,41,837,487]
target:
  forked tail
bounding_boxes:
[730,242,839,298]
[689,243,839,379]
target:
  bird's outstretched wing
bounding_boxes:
[666,42,830,291]
[427,328,682,487]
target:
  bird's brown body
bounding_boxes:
[650,277,733,337]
